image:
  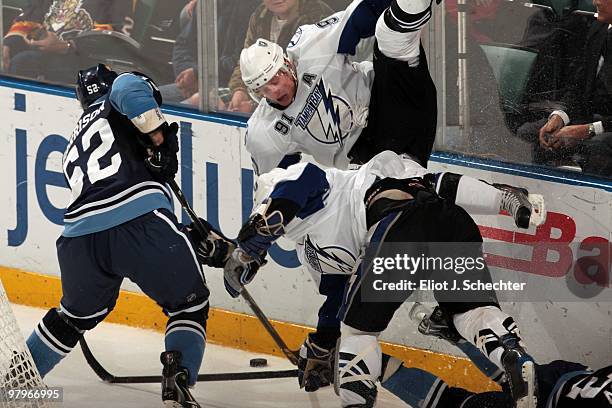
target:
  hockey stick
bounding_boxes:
[167,180,300,366]
[79,337,297,384]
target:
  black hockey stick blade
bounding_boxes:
[79,337,297,384]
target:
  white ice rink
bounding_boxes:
[13,304,409,407]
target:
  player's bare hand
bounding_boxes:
[538,114,564,149]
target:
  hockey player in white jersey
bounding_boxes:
[240,0,438,175]
[222,151,545,408]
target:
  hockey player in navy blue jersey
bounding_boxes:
[223,151,545,408]
[22,64,230,408]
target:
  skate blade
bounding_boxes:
[528,194,546,227]
[515,360,537,408]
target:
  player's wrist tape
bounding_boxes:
[131,107,166,134]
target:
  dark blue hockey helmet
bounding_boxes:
[75,64,118,109]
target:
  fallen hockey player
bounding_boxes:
[222,150,546,407]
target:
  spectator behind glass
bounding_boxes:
[159,0,258,106]
[225,0,334,113]
[2,0,132,84]
[516,4,611,178]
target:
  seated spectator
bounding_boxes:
[159,0,258,105]
[225,0,334,113]
[506,10,592,133]
[3,0,132,84]
[159,0,198,103]
[516,10,612,177]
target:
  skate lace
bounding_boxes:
[501,190,529,217]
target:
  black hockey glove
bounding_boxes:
[222,249,265,298]
[298,331,339,392]
[237,198,299,264]
[186,218,234,268]
[145,122,179,183]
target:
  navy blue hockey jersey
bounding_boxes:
[61,74,173,236]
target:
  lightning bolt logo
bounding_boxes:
[316,81,344,147]
[304,235,356,274]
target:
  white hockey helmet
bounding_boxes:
[253,167,289,210]
[240,38,294,102]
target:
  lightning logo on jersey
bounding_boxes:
[295,79,353,146]
[304,235,356,275]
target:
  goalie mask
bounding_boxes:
[240,38,297,104]
[75,64,118,109]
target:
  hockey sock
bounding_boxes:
[26,308,82,377]
[376,0,432,64]
[165,317,206,386]
[453,306,523,370]
[435,173,503,215]
[382,365,447,407]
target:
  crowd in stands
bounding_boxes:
[1,0,609,178]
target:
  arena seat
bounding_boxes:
[479,44,538,115]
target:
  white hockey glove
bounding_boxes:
[222,248,264,298]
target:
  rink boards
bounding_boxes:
[0,80,610,389]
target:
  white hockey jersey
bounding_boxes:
[271,151,428,280]
[246,0,382,175]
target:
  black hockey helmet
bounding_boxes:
[75,64,118,109]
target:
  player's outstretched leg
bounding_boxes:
[161,305,207,407]
[25,307,99,378]
[161,351,202,408]
[376,0,432,66]
[453,306,538,408]
[335,329,382,407]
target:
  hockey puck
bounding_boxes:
[250,358,268,367]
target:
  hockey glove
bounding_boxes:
[298,332,338,392]
[145,122,179,183]
[186,218,234,268]
[237,213,283,264]
[223,248,264,298]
